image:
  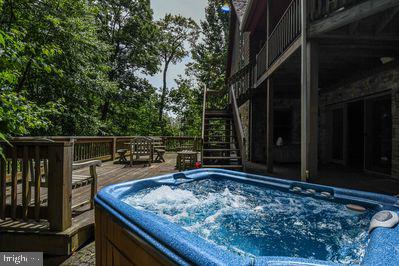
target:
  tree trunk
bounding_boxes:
[158,62,169,134]
[16,59,32,93]
[101,100,110,121]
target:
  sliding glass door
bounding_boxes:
[365,95,392,174]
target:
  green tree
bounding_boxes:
[169,77,202,136]
[156,14,199,134]
[170,0,229,135]
[187,0,229,91]
[95,0,160,135]
[0,0,116,136]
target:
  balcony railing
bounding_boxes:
[257,44,268,80]
[269,0,301,66]
[256,0,301,79]
[228,61,255,104]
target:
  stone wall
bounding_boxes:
[319,66,399,178]
[251,95,267,163]
[242,95,300,163]
[239,100,250,160]
[392,82,399,177]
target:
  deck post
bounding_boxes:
[111,137,117,161]
[301,0,319,181]
[47,142,73,231]
[266,78,274,172]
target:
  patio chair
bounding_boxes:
[129,137,153,167]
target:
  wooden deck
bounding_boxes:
[0,153,179,255]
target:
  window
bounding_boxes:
[274,109,292,143]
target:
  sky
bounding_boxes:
[147,0,208,89]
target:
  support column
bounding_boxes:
[266,78,274,172]
[301,0,319,181]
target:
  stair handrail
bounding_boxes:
[201,86,208,163]
[201,86,207,140]
[229,86,246,162]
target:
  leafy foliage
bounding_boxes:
[156,14,199,134]
[170,0,230,135]
[0,0,229,157]
[187,0,229,91]
[95,0,161,135]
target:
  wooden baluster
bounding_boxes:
[309,0,313,21]
[22,146,29,220]
[29,158,34,204]
[34,145,41,221]
[290,4,292,42]
[44,159,48,187]
[11,147,18,219]
[0,155,6,219]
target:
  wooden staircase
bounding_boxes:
[201,89,244,171]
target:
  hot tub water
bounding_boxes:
[123,179,374,264]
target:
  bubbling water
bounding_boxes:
[123,179,373,264]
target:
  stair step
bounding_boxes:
[202,165,243,170]
[203,149,240,152]
[206,129,234,132]
[203,156,241,160]
[205,110,231,117]
[204,142,236,145]
[204,135,235,138]
[205,117,232,120]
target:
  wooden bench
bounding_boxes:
[30,159,102,210]
[71,160,102,210]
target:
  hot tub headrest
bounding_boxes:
[368,210,399,233]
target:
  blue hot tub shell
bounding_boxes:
[94,169,399,266]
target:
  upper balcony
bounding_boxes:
[229,0,399,92]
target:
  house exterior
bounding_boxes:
[225,0,399,180]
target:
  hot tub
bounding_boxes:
[94,169,399,265]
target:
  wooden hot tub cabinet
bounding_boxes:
[95,205,175,266]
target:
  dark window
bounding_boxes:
[274,109,292,143]
[332,108,344,161]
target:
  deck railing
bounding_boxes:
[10,136,201,163]
[0,141,73,231]
[228,61,256,103]
[0,136,200,231]
[309,0,363,22]
[257,43,268,79]
[269,0,301,66]
[254,0,370,81]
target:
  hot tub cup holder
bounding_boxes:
[290,185,334,199]
[320,191,332,198]
[291,186,302,192]
[303,188,316,195]
[368,210,399,233]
